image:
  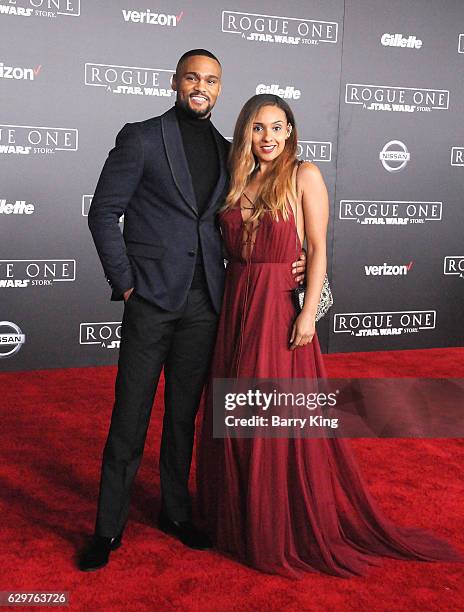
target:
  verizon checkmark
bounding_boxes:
[176,11,184,23]
[33,65,42,76]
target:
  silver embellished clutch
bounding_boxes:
[292,274,333,321]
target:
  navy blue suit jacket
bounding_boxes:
[88,106,230,314]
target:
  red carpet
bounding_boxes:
[1,347,463,610]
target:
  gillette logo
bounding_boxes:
[381,33,423,49]
[256,83,301,100]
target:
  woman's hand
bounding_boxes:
[290,311,315,350]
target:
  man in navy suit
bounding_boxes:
[80,49,305,571]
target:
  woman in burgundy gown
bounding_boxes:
[196,94,463,578]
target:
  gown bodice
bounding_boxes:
[219,205,302,265]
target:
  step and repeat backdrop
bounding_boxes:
[0,0,463,371]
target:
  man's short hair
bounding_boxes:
[176,49,221,74]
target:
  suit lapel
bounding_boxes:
[201,126,228,218]
[161,107,197,216]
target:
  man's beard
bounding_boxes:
[178,96,212,119]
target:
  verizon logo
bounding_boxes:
[0,62,42,81]
[364,261,414,276]
[121,8,184,26]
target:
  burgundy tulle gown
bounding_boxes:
[196,199,463,578]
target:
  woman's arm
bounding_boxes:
[290,162,329,349]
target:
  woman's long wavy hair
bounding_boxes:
[223,94,298,222]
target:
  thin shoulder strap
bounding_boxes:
[293,160,304,258]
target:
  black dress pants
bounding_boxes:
[94,286,219,537]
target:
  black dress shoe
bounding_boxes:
[78,533,122,572]
[158,512,212,550]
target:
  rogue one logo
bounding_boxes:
[345,84,449,113]
[85,63,174,97]
[379,140,410,172]
[80,322,122,350]
[222,10,338,46]
[451,147,464,166]
[297,140,332,162]
[82,194,123,225]
[0,0,80,18]
[444,256,464,277]
[334,310,436,337]
[0,124,78,155]
[0,321,26,358]
[81,195,93,217]
[339,200,442,225]
[0,259,76,288]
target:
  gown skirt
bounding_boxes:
[196,205,463,578]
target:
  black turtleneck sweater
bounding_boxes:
[174,103,219,289]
